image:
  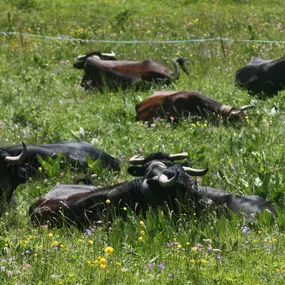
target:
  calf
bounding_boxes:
[29,152,207,227]
[73,51,189,91]
[236,57,285,95]
[136,91,252,122]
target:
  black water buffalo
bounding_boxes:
[29,152,207,227]
[73,51,189,91]
[196,185,276,217]
[129,154,276,217]
[0,141,120,207]
[236,57,285,95]
[136,91,252,122]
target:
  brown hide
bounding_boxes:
[74,53,189,91]
[136,91,246,122]
[86,58,175,80]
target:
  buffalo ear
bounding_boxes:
[128,166,145,177]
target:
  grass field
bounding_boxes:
[1,0,285,284]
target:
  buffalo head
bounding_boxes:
[0,142,28,207]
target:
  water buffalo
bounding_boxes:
[0,141,120,208]
[73,51,189,91]
[129,154,276,217]
[29,152,207,227]
[236,57,285,95]
[135,91,252,122]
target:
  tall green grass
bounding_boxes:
[0,0,285,284]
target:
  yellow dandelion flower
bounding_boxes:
[106,199,111,204]
[191,247,197,252]
[87,240,93,245]
[116,262,121,266]
[140,230,145,235]
[87,260,91,264]
[51,241,58,247]
[34,253,38,257]
[139,221,145,226]
[97,256,102,261]
[276,268,280,273]
[100,257,107,265]
[39,245,43,249]
[123,207,127,211]
[258,230,262,234]
[59,281,63,285]
[186,242,190,247]
[60,244,64,248]
[48,233,53,238]
[121,268,125,272]
[138,236,143,242]
[104,246,114,255]
[177,244,182,249]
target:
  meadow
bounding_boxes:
[0,0,285,284]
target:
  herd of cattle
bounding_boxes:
[2,51,283,229]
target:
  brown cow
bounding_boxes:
[73,51,189,91]
[135,91,252,122]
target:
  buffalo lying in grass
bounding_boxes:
[29,152,207,227]
[236,57,285,96]
[136,91,252,122]
[29,151,276,228]
[73,51,189,92]
[0,141,120,209]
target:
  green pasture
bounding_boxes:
[0,0,285,284]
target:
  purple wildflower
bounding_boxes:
[139,148,144,153]
[217,255,223,259]
[8,270,12,277]
[158,263,165,270]
[148,262,153,269]
[167,241,179,248]
[241,226,249,233]
[155,117,161,121]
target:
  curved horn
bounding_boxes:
[76,54,87,61]
[169,152,188,160]
[5,142,28,164]
[240,104,254,111]
[183,166,208,176]
[101,51,116,59]
[158,173,177,187]
[129,155,145,165]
